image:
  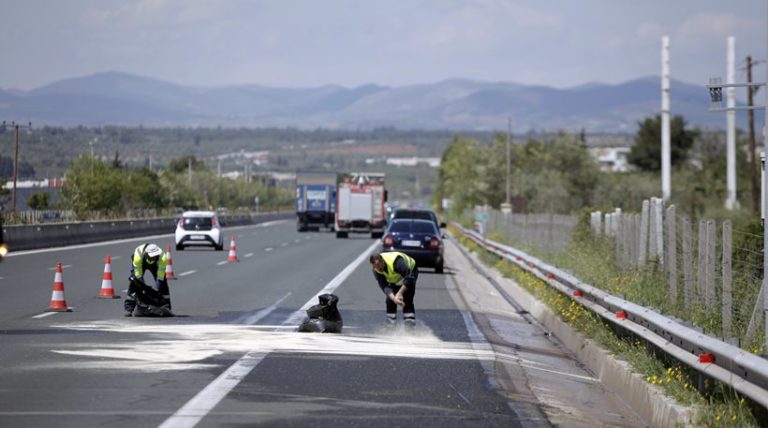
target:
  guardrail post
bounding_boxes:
[666,205,677,302]
[722,219,732,338]
[682,216,693,310]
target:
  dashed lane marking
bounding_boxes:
[32,312,61,319]
[48,264,73,270]
[244,253,254,258]
[216,261,228,266]
[265,248,273,252]
[179,270,196,277]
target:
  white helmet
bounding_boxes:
[145,244,162,259]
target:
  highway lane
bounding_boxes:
[0,220,642,427]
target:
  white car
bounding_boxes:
[175,211,224,251]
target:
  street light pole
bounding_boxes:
[2,121,31,215]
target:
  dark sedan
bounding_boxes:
[381,219,444,273]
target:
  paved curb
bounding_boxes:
[462,244,698,428]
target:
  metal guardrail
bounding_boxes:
[453,222,768,410]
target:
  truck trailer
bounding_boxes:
[335,172,387,238]
[296,172,337,232]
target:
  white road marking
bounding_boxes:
[158,240,379,428]
[264,248,273,252]
[244,253,254,258]
[111,256,122,260]
[280,242,288,247]
[48,264,72,270]
[32,312,57,319]
[216,261,227,266]
[236,293,292,325]
[179,270,196,277]
[293,239,301,243]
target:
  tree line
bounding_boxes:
[50,154,293,219]
[434,114,757,225]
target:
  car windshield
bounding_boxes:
[393,210,434,221]
[389,221,436,234]
[184,217,212,229]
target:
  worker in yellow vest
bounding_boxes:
[370,251,419,326]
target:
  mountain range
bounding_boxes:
[0,71,755,132]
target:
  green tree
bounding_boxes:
[167,156,208,174]
[628,114,698,171]
[27,192,50,210]
[434,136,487,216]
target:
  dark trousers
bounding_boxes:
[385,268,417,319]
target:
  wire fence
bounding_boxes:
[476,199,766,353]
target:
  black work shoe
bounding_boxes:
[404,318,416,327]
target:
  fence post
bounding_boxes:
[746,285,764,344]
[705,219,717,310]
[654,198,664,265]
[697,220,707,305]
[682,216,693,309]
[649,198,658,261]
[639,200,650,265]
[722,220,732,338]
[666,205,677,302]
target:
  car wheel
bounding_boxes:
[176,244,184,251]
[435,261,444,274]
[336,231,348,238]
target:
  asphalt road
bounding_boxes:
[0,220,643,428]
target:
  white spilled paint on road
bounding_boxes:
[159,239,380,428]
[48,241,419,428]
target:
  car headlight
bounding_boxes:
[0,243,7,259]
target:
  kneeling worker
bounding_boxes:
[370,251,418,325]
[124,243,172,316]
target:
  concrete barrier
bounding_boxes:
[3,212,291,252]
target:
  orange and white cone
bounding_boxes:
[98,255,120,298]
[227,235,239,262]
[165,245,176,280]
[46,262,72,312]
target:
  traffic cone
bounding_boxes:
[98,255,120,298]
[165,245,177,280]
[46,262,72,312]
[227,235,239,262]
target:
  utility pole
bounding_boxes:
[661,36,671,201]
[2,121,32,215]
[726,36,738,209]
[747,55,762,214]
[501,117,512,214]
[187,157,192,185]
[763,1,768,352]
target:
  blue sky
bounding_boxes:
[1,0,764,90]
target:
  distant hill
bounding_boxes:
[0,71,757,132]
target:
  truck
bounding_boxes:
[295,172,337,232]
[335,172,387,239]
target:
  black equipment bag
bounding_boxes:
[298,293,342,333]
